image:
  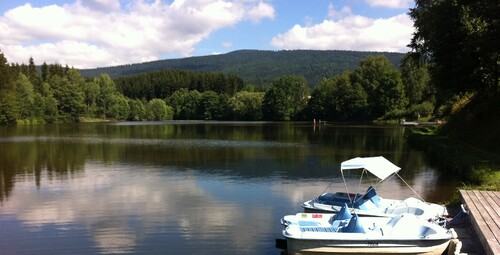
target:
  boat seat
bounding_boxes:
[330,203,352,223]
[363,186,381,205]
[328,203,352,229]
[386,206,425,216]
[384,213,426,236]
[341,214,365,233]
[353,198,378,210]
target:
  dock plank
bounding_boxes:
[459,190,500,255]
[483,191,500,218]
[480,191,500,233]
[471,190,500,247]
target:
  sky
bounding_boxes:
[0,0,416,68]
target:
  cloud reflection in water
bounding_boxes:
[0,163,298,254]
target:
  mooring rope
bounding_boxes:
[396,173,426,202]
[319,173,340,197]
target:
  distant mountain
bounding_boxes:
[80,49,405,87]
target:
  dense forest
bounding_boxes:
[0,55,249,123]
[114,70,245,100]
[0,50,433,124]
[80,50,404,88]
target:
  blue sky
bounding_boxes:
[0,0,415,68]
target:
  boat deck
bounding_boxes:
[459,190,500,255]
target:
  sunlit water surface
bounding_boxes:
[0,122,459,254]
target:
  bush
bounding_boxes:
[383,108,406,120]
[408,101,434,119]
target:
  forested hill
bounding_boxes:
[80,50,405,87]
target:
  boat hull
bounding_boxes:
[285,237,450,255]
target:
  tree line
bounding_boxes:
[115,70,244,100]
[0,55,165,123]
[81,50,404,88]
[1,50,437,124]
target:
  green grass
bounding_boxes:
[78,117,111,123]
[407,93,500,192]
[407,126,500,191]
[461,171,500,191]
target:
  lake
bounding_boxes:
[0,121,458,254]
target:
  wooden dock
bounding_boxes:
[458,190,500,255]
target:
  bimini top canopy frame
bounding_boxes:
[340,156,402,205]
[341,156,401,180]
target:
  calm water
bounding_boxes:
[0,122,459,255]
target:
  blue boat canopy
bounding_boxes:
[341,156,401,180]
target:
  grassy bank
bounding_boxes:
[407,126,500,191]
[15,117,112,124]
[407,93,500,191]
[440,94,500,154]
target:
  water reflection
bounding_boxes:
[0,122,460,254]
[2,163,291,254]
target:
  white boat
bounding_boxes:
[401,119,419,126]
[281,204,456,255]
[302,157,448,220]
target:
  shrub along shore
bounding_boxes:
[407,124,500,192]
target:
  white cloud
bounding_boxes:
[0,0,275,68]
[366,0,413,9]
[327,4,352,20]
[82,0,121,11]
[222,41,233,48]
[271,10,414,53]
[246,1,275,23]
